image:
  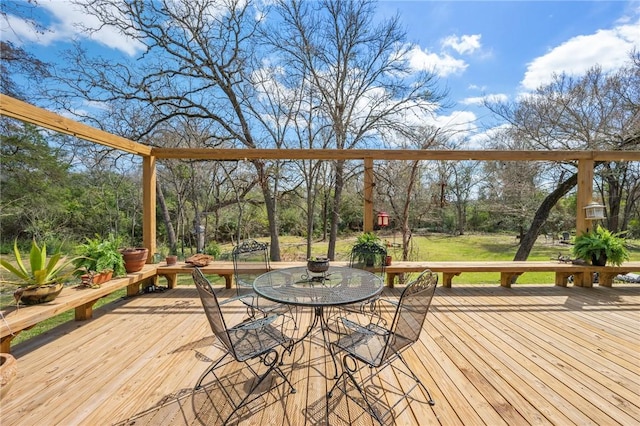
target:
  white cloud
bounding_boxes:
[2,0,144,57]
[521,19,640,91]
[406,45,468,77]
[465,123,510,149]
[468,84,487,91]
[460,93,508,106]
[442,34,482,55]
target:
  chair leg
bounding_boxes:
[223,349,292,423]
[194,352,229,390]
[396,352,435,405]
[327,354,385,425]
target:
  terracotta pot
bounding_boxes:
[385,255,392,266]
[81,271,113,287]
[0,353,17,400]
[165,255,178,265]
[15,282,64,305]
[122,248,149,273]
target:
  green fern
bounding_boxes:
[572,225,629,266]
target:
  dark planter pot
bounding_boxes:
[165,255,178,266]
[307,259,329,273]
[122,248,149,273]
[591,253,607,266]
[15,282,64,305]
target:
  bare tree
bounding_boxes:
[1,1,51,100]
[376,127,440,261]
[486,58,640,260]
[269,0,446,259]
[445,160,482,235]
[55,0,286,258]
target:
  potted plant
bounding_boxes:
[0,239,79,305]
[165,253,178,265]
[121,247,149,273]
[572,225,629,266]
[73,235,126,287]
[351,232,387,267]
[307,256,330,273]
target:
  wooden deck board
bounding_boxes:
[1,284,638,425]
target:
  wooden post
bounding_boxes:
[143,155,157,263]
[576,159,594,236]
[363,157,374,233]
[575,158,595,287]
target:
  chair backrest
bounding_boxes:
[232,239,270,289]
[192,268,236,358]
[383,269,437,360]
[348,245,387,276]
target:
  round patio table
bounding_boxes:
[253,265,383,377]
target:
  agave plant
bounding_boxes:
[0,239,79,288]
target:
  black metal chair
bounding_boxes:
[348,244,388,278]
[232,239,295,322]
[327,269,438,425]
[192,268,296,424]
[331,243,389,322]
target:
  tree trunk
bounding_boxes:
[254,160,281,261]
[156,183,177,254]
[602,162,626,232]
[514,172,578,261]
[401,160,420,261]
[327,160,345,260]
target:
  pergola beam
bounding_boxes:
[151,147,640,162]
[0,94,152,156]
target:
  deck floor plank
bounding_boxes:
[1,284,638,426]
[443,287,638,425]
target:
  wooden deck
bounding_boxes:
[1,282,639,425]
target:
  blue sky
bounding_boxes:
[2,0,639,146]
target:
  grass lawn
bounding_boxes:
[3,232,639,346]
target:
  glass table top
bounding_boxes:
[253,265,383,307]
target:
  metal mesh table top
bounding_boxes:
[253,266,383,307]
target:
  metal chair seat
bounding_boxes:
[333,318,413,366]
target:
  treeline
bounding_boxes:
[1,0,638,261]
[2,117,639,258]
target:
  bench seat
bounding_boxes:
[156,261,350,289]
[385,261,640,288]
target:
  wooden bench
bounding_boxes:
[385,261,640,288]
[156,261,351,289]
[0,264,157,353]
[157,260,640,289]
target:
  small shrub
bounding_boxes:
[204,241,221,258]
